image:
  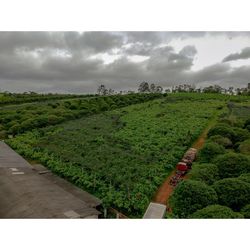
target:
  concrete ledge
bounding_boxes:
[143,202,166,219]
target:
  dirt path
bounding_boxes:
[152,119,216,207]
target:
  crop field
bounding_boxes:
[7,94,228,217]
[0,93,161,138]
[0,92,92,106]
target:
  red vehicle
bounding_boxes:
[176,162,189,172]
[169,148,197,187]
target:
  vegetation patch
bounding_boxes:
[7,94,224,217]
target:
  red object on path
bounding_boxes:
[176,162,188,171]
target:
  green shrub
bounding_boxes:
[189,205,244,218]
[241,204,250,218]
[0,130,7,139]
[238,173,250,184]
[198,142,226,162]
[213,153,250,179]
[208,124,236,141]
[238,139,250,155]
[47,115,64,125]
[213,178,250,211]
[246,125,250,132]
[188,163,219,185]
[209,135,233,148]
[232,127,250,143]
[244,118,250,129]
[170,180,218,218]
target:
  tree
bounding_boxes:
[97,84,109,95]
[238,173,250,184]
[208,124,236,142]
[188,163,219,185]
[198,142,225,162]
[169,180,218,218]
[156,86,163,93]
[108,88,115,95]
[213,153,250,179]
[244,118,250,130]
[138,82,150,93]
[149,83,156,93]
[232,127,250,143]
[238,139,250,155]
[203,85,222,93]
[209,135,233,148]
[213,178,250,211]
[189,205,244,219]
[241,204,250,218]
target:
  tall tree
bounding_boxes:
[138,82,150,93]
[97,84,109,95]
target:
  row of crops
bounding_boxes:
[0,93,162,138]
[0,92,92,106]
[6,94,229,217]
[169,102,250,218]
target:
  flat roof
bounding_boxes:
[0,141,101,218]
[143,202,166,219]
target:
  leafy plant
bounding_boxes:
[170,180,218,218]
[189,205,243,219]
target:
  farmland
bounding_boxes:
[6,93,232,217]
[0,92,92,106]
[170,100,250,218]
[0,93,161,138]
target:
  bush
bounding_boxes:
[232,127,250,143]
[9,124,22,135]
[209,135,233,148]
[189,205,244,219]
[170,180,218,218]
[238,139,250,155]
[246,125,250,132]
[238,173,250,184]
[198,142,226,162]
[219,116,244,128]
[241,204,250,218]
[208,124,236,142]
[213,178,250,211]
[188,163,219,185]
[244,118,250,129]
[0,130,7,139]
[47,115,64,125]
[213,153,250,179]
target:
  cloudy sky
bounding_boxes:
[1,31,250,93]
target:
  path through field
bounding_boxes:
[152,119,216,207]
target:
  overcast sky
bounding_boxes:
[1,31,250,93]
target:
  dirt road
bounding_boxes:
[152,120,216,207]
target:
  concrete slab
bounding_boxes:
[0,141,101,218]
[143,202,166,219]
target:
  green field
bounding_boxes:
[7,94,229,217]
[0,92,91,106]
[0,93,161,138]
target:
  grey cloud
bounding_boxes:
[125,32,163,45]
[122,43,154,56]
[222,47,250,62]
[180,45,197,58]
[0,32,250,93]
[63,32,124,53]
